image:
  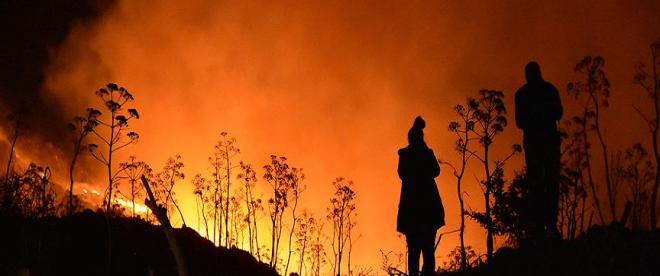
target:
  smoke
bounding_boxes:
[0,0,114,181]
[4,0,660,269]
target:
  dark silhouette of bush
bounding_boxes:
[436,224,660,276]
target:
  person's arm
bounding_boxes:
[428,150,441,178]
[397,150,407,181]
[550,84,563,122]
[515,89,527,130]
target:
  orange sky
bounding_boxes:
[5,0,659,273]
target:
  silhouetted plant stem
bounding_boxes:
[446,103,476,270]
[298,239,307,275]
[131,180,136,216]
[310,222,325,276]
[470,90,506,260]
[347,216,356,276]
[648,43,660,230]
[284,167,304,276]
[569,58,612,224]
[458,174,467,270]
[579,192,587,233]
[580,107,605,225]
[171,186,187,225]
[483,140,493,259]
[632,41,660,230]
[4,127,18,180]
[68,139,81,214]
[157,155,187,226]
[243,175,254,254]
[225,149,231,247]
[213,177,220,245]
[277,202,284,266]
[464,89,511,261]
[589,90,616,221]
[264,155,293,270]
[652,119,659,230]
[284,193,298,276]
[295,211,315,275]
[67,109,100,215]
[271,213,276,267]
[328,177,356,276]
[87,84,139,272]
[201,198,209,238]
[239,163,261,261]
[4,110,23,181]
[558,127,584,239]
[192,174,212,240]
[254,217,261,261]
[208,146,223,245]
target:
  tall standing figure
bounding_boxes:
[515,61,563,239]
[397,116,445,276]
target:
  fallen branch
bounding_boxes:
[141,175,189,276]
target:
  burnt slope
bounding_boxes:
[0,210,278,276]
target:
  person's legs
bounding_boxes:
[524,140,544,241]
[420,230,437,276]
[543,138,561,238]
[406,234,422,276]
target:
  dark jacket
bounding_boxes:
[514,81,563,141]
[396,145,444,235]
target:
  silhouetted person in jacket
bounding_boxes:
[515,61,563,240]
[397,116,444,276]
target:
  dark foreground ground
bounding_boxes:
[0,210,278,276]
[441,225,660,276]
[2,211,659,276]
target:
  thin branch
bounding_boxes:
[91,129,110,145]
[634,77,653,95]
[112,166,130,179]
[95,118,111,127]
[632,105,654,130]
[473,174,485,193]
[112,128,124,145]
[112,140,136,153]
[465,148,484,163]
[439,160,458,175]
[90,151,108,165]
[498,149,518,165]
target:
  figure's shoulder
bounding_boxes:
[428,148,439,157]
[515,84,529,97]
[398,147,408,156]
[544,81,559,92]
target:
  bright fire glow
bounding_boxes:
[1,0,657,273]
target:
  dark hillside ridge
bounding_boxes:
[0,210,278,276]
[440,225,660,276]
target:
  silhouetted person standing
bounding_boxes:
[397,116,444,276]
[515,61,563,240]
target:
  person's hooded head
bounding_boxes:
[525,61,544,84]
[408,116,426,147]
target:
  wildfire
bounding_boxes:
[80,186,149,214]
[81,188,100,195]
[113,197,149,214]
